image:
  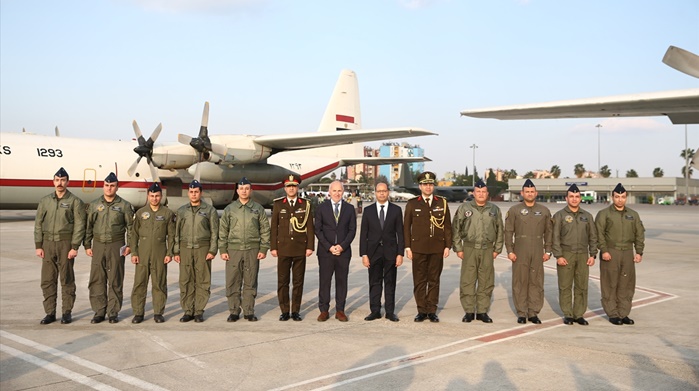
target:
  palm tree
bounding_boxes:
[681,166,694,178]
[626,169,638,178]
[681,148,695,178]
[550,165,561,178]
[523,171,536,179]
[574,163,586,178]
[600,165,612,178]
[652,167,664,177]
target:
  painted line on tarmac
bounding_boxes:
[136,330,207,369]
[270,276,678,391]
[0,343,120,391]
[0,330,169,391]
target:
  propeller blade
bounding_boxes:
[200,101,210,130]
[54,126,60,137]
[193,162,202,182]
[211,143,228,156]
[662,45,699,79]
[132,120,143,139]
[178,134,193,145]
[127,156,143,177]
[148,163,160,183]
[149,123,163,144]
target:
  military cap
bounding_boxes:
[189,180,202,189]
[104,172,118,183]
[148,182,162,193]
[417,171,436,184]
[474,179,487,188]
[54,167,69,179]
[239,177,252,186]
[284,174,300,186]
[522,178,535,188]
[613,183,626,194]
[567,184,580,193]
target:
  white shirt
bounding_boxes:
[376,201,389,220]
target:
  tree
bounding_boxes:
[486,169,497,187]
[600,165,611,178]
[652,167,664,177]
[503,169,518,183]
[523,171,536,179]
[574,163,586,178]
[550,165,561,179]
[626,169,638,178]
[375,174,389,185]
[681,148,695,178]
[682,166,694,178]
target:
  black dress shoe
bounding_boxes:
[60,313,72,324]
[476,313,493,323]
[244,314,258,322]
[40,314,56,325]
[291,312,302,321]
[91,315,105,324]
[386,314,399,322]
[563,317,574,325]
[517,317,527,324]
[227,314,239,322]
[108,316,119,324]
[528,316,542,324]
[180,314,194,322]
[154,314,165,323]
[576,317,589,325]
[609,317,623,325]
[621,316,635,325]
[414,313,428,322]
[132,315,144,324]
[462,313,474,323]
[194,315,204,323]
[427,313,439,323]
[364,312,381,321]
[279,312,290,321]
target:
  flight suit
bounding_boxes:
[595,205,645,319]
[85,195,134,318]
[403,195,452,314]
[271,197,315,314]
[219,199,271,317]
[175,202,219,317]
[130,204,176,317]
[504,202,552,318]
[552,206,597,319]
[452,200,504,314]
[34,190,86,316]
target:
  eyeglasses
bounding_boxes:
[375,190,388,193]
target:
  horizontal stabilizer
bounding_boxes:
[254,128,436,150]
[339,156,431,166]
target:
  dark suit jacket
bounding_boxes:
[315,199,356,260]
[359,202,405,263]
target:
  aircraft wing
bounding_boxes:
[338,156,431,165]
[253,128,436,150]
[460,89,699,125]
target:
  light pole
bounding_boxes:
[470,144,478,187]
[685,124,690,205]
[596,124,602,174]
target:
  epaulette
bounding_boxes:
[273,196,285,202]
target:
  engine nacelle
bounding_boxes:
[208,135,272,164]
[152,143,199,169]
[190,162,297,184]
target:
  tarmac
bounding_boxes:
[1,202,698,391]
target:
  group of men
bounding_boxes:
[34,167,644,327]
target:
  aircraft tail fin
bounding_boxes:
[397,163,416,188]
[317,70,362,133]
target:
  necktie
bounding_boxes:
[290,199,295,208]
[427,197,432,207]
[380,205,385,229]
[334,203,339,221]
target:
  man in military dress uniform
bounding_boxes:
[552,184,598,326]
[404,171,452,323]
[219,177,271,322]
[270,174,315,321]
[130,183,176,324]
[174,180,219,323]
[85,172,134,324]
[595,183,645,325]
[504,179,552,324]
[34,167,86,325]
[452,179,503,323]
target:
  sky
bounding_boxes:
[1,0,698,179]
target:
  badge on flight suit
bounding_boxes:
[565,215,574,223]
[464,210,472,217]
[520,208,529,216]
[141,212,151,220]
[60,202,70,208]
[97,204,105,212]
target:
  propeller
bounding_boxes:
[127,120,162,182]
[662,45,699,79]
[177,101,227,181]
[55,126,60,137]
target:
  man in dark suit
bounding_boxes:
[315,180,357,322]
[360,181,404,322]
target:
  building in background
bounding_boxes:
[378,143,425,186]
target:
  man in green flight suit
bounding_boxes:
[84,172,135,324]
[34,167,86,325]
[552,184,597,326]
[130,182,176,324]
[595,183,645,326]
[174,180,219,323]
[452,179,503,323]
[504,179,552,325]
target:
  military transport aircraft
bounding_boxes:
[0,70,434,209]
[460,45,699,167]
